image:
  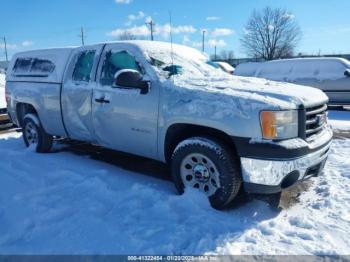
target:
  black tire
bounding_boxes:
[171,137,242,210]
[22,114,53,153]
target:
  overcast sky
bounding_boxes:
[1,0,350,60]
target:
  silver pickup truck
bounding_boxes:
[5,41,333,209]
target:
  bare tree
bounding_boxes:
[241,7,301,60]
[211,50,235,61]
[118,31,137,40]
[221,50,235,60]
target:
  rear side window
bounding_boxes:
[13,58,55,76]
[291,61,317,79]
[72,51,96,82]
[100,50,143,86]
[257,62,292,81]
[318,61,347,80]
[31,59,55,74]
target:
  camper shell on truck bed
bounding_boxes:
[7,48,75,83]
[6,48,76,135]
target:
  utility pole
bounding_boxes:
[2,37,8,62]
[214,46,217,60]
[201,29,206,52]
[80,27,85,46]
[145,19,155,41]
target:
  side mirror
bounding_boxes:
[344,69,350,77]
[114,69,150,94]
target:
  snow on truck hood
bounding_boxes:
[173,75,329,109]
[131,41,328,109]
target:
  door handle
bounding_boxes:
[95,97,110,104]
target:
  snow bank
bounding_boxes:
[211,138,350,255]
[0,73,6,109]
[328,110,350,131]
[0,133,349,255]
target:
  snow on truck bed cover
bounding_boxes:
[6,47,75,83]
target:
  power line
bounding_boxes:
[202,29,206,52]
[145,19,155,41]
[2,37,8,62]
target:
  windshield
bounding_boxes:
[146,48,226,80]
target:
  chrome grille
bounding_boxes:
[305,104,328,140]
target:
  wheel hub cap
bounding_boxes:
[180,153,221,196]
[25,122,38,145]
[193,165,210,183]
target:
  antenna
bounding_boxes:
[145,19,155,41]
[201,29,206,52]
[79,27,85,46]
[169,11,174,79]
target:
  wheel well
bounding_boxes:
[164,123,237,163]
[16,103,38,127]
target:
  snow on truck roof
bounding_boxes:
[101,40,208,60]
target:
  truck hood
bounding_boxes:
[172,74,329,109]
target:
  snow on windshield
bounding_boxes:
[141,42,228,80]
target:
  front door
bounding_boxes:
[92,44,159,159]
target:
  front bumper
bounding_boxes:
[235,127,333,194]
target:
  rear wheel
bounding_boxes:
[22,114,53,153]
[171,137,242,209]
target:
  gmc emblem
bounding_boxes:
[316,113,327,126]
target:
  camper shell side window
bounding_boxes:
[12,57,55,77]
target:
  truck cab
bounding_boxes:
[5,41,333,209]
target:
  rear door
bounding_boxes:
[62,45,104,142]
[92,43,160,159]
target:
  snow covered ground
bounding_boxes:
[329,109,350,131]
[0,132,349,255]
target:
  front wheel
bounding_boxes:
[171,137,242,209]
[22,114,53,153]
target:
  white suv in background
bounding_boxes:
[235,58,350,106]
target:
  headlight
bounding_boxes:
[260,110,298,140]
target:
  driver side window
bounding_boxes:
[100,50,143,86]
[72,50,96,82]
